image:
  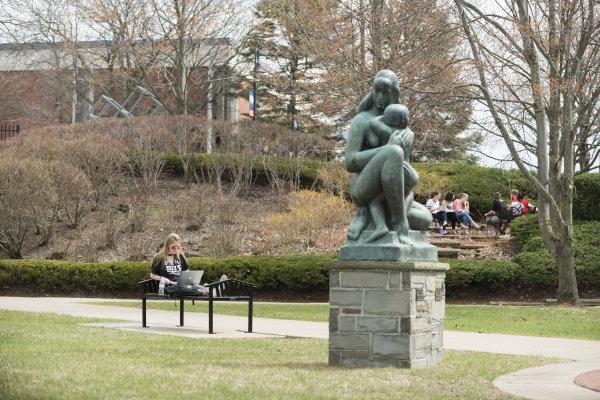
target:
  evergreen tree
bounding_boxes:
[241,0,323,134]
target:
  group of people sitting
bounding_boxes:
[485,189,536,235]
[425,189,536,236]
[425,191,481,235]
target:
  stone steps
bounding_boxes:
[437,248,459,259]
[430,240,487,251]
[459,243,487,250]
[429,240,462,248]
[430,233,493,241]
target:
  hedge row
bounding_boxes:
[164,152,599,220]
[2,253,598,297]
[0,254,335,295]
[164,152,322,183]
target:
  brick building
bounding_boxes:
[0,40,250,130]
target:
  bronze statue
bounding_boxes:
[344,70,432,246]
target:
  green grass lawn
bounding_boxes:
[0,310,553,400]
[84,300,600,340]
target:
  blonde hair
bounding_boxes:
[154,233,185,263]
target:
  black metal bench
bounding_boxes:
[139,278,256,334]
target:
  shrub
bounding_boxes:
[203,195,248,257]
[574,173,600,221]
[509,214,540,251]
[445,259,521,293]
[317,161,351,198]
[0,254,337,294]
[48,160,94,227]
[413,170,449,202]
[263,190,354,251]
[512,251,558,290]
[60,134,128,204]
[187,254,335,291]
[0,156,58,257]
[0,259,149,294]
[510,220,600,294]
[164,152,322,188]
[1,254,599,296]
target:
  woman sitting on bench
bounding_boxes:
[150,233,189,286]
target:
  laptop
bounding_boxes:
[177,270,204,287]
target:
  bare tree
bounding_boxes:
[454,0,600,302]
[83,0,245,114]
[0,0,97,123]
[272,0,477,161]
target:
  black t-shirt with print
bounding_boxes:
[151,255,189,282]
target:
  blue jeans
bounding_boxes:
[456,211,471,225]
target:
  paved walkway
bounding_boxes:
[1,297,599,399]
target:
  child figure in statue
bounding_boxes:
[362,104,419,243]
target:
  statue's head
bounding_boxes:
[382,104,409,129]
[372,70,400,112]
[357,70,401,114]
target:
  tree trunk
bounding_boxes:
[553,232,578,303]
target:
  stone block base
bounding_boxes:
[339,230,438,262]
[328,260,449,368]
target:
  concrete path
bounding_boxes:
[1,297,599,399]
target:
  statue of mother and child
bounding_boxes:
[340,70,436,261]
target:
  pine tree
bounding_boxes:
[241,0,323,134]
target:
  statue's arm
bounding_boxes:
[369,118,394,142]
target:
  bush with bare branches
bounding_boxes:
[0,156,57,258]
[115,118,176,186]
[263,190,354,252]
[317,161,351,198]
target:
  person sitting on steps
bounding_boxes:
[425,191,448,235]
[485,192,513,235]
[453,193,481,229]
[442,192,460,231]
[517,190,537,215]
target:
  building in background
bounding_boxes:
[0,40,250,129]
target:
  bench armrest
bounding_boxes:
[139,279,159,296]
[205,279,256,298]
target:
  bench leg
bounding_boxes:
[209,298,214,334]
[142,297,147,327]
[248,298,253,333]
[179,298,184,327]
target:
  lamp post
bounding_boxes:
[252,48,259,121]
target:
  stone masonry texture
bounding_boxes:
[328,261,449,368]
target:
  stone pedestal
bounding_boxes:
[328,260,449,368]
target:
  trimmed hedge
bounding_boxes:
[186,253,335,292]
[2,252,598,297]
[574,173,600,221]
[509,214,539,252]
[0,254,336,295]
[509,215,600,294]
[445,259,521,293]
[164,152,322,183]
